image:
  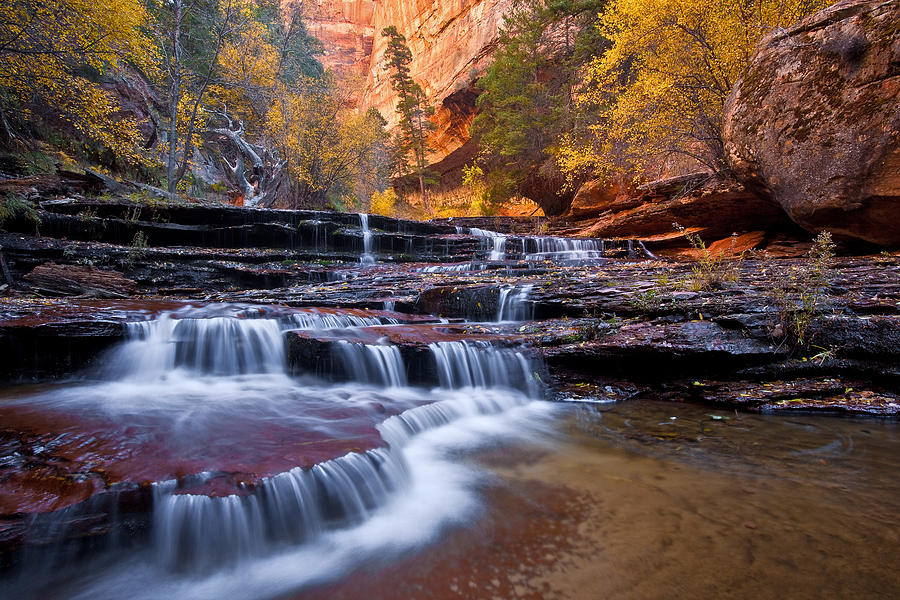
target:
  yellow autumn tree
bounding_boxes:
[0,0,155,163]
[556,0,827,180]
[263,76,390,207]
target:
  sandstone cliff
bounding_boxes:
[307,0,513,174]
[363,0,514,167]
[307,1,376,77]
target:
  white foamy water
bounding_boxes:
[32,398,557,600]
[5,303,554,600]
[359,213,375,265]
[496,284,534,322]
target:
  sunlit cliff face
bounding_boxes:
[306,0,512,165]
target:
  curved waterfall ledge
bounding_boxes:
[151,385,537,573]
[152,445,408,572]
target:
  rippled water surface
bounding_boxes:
[301,400,900,600]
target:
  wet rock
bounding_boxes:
[724,0,900,245]
[414,285,501,321]
[542,320,786,378]
[0,316,125,382]
[808,315,900,358]
[24,262,137,298]
[687,378,900,416]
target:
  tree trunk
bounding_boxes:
[418,173,429,212]
[166,0,183,194]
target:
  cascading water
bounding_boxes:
[336,342,407,387]
[4,301,551,599]
[523,236,607,261]
[106,305,399,379]
[490,236,507,260]
[417,262,488,273]
[283,310,397,330]
[496,284,534,322]
[429,340,541,398]
[464,227,507,261]
[115,316,286,377]
[152,445,409,573]
[359,213,375,265]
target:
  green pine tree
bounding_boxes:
[381,26,435,212]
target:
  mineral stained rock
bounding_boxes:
[723,0,900,245]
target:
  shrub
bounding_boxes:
[0,195,41,233]
[674,223,742,291]
[370,188,399,217]
[772,231,835,348]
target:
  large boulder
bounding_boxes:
[723,0,900,246]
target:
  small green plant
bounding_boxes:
[772,231,836,349]
[131,231,149,248]
[125,231,150,265]
[674,223,742,291]
[0,195,41,234]
[77,207,98,221]
[629,287,662,312]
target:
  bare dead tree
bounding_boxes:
[207,108,286,208]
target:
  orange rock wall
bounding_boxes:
[365,0,513,162]
[308,0,514,166]
[307,1,376,76]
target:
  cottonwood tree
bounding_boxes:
[381,26,435,212]
[0,0,152,161]
[201,0,322,206]
[149,0,242,194]
[264,76,390,208]
[557,0,828,181]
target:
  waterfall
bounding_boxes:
[108,306,400,380]
[311,220,327,253]
[428,341,542,398]
[465,227,507,261]
[114,315,286,378]
[522,236,607,261]
[417,262,487,273]
[638,241,658,259]
[335,342,407,387]
[282,310,397,330]
[496,284,534,322]
[153,445,408,572]
[490,236,507,260]
[359,213,375,265]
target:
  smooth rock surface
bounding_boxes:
[723,0,900,245]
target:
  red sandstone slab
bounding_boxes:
[0,382,432,515]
